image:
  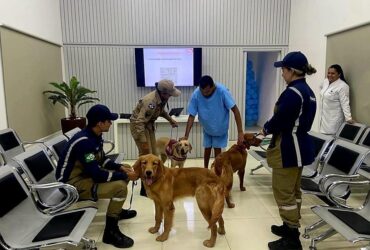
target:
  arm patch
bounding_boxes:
[84,153,95,163]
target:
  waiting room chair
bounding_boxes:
[302,131,335,178]
[10,146,78,214]
[301,139,370,206]
[249,135,271,174]
[42,134,69,163]
[358,127,370,148]
[304,175,370,249]
[0,165,97,250]
[335,122,367,143]
[0,128,25,165]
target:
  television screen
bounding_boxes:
[135,48,202,87]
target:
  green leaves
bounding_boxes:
[43,76,99,119]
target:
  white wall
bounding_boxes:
[289,0,370,131]
[0,0,62,129]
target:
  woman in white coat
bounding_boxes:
[319,64,354,135]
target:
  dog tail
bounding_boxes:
[208,183,225,229]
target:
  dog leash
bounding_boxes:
[127,180,137,210]
[170,126,179,140]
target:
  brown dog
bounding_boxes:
[211,133,262,208]
[156,137,192,168]
[132,154,225,247]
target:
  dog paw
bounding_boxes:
[156,234,168,242]
[227,203,235,208]
[218,227,226,235]
[203,240,215,248]
[148,227,159,234]
[240,186,246,191]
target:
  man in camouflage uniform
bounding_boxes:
[56,104,137,248]
[130,79,180,195]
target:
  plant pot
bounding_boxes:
[61,117,86,133]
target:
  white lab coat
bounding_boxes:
[319,78,352,134]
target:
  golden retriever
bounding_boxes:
[132,154,225,247]
[211,132,262,208]
[156,137,192,168]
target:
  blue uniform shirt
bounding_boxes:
[188,83,235,136]
[263,78,317,167]
[56,127,127,183]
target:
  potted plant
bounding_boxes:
[43,76,100,133]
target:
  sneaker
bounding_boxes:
[271,223,290,237]
[119,209,137,220]
[268,237,302,250]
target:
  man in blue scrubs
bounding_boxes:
[182,75,244,168]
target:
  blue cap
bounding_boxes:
[274,51,308,72]
[86,104,118,124]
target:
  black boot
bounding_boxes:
[119,209,137,220]
[140,180,147,197]
[103,216,134,248]
[268,227,302,250]
[271,222,290,237]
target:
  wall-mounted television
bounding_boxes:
[135,47,202,87]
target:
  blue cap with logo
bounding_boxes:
[86,104,118,124]
[274,51,308,72]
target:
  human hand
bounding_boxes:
[346,119,355,124]
[170,119,178,128]
[121,165,138,181]
[237,131,244,146]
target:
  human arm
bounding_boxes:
[338,84,353,123]
[231,105,244,145]
[263,89,302,135]
[76,141,128,183]
[160,111,178,127]
[181,115,195,140]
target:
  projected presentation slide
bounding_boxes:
[143,48,194,86]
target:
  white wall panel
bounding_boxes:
[60,0,290,158]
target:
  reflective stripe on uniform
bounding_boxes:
[107,172,113,182]
[296,199,302,203]
[102,158,110,168]
[112,197,125,202]
[279,204,298,211]
[289,87,303,167]
[58,137,89,181]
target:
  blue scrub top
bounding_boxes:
[188,83,235,136]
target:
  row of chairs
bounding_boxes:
[0,127,101,249]
[248,122,370,249]
[0,127,124,166]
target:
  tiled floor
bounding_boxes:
[53,146,370,250]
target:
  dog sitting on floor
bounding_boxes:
[156,137,192,168]
[211,132,263,208]
[132,154,225,248]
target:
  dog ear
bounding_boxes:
[156,156,165,177]
[132,156,143,179]
[188,142,192,153]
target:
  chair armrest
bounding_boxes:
[318,173,360,193]
[29,182,79,215]
[103,140,115,155]
[326,180,370,209]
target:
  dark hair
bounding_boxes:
[198,75,215,89]
[329,64,346,82]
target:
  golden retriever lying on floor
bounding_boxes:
[211,132,262,208]
[132,154,225,248]
[156,137,192,168]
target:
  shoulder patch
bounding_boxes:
[84,153,95,163]
[148,103,155,109]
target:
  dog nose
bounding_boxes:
[145,170,152,177]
